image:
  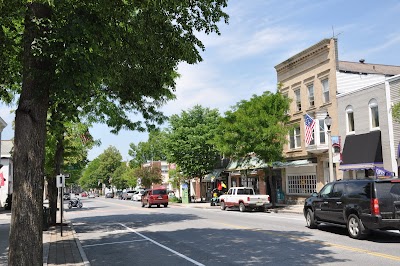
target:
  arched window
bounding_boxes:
[346,105,355,133]
[369,99,379,129]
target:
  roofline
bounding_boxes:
[275,38,334,70]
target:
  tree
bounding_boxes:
[1,1,228,263]
[112,162,137,190]
[169,165,186,198]
[133,166,162,189]
[128,130,168,168]
[165,105,221,201]
[214,91,291,207]
[44,121,95,225]
[96,146,123,188]
[79,158,102,190]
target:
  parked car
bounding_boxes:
[81,192,88,197]
[88,193,96,198]
[115,190,123,199]
[141,188,168,208]
[121,190,136,200]
[63,193,71,200]
[132,190,145,201]
[304,178,400,239]
[219,187,270,212]
[105,192,114,198]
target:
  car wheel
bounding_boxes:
[164,203,168,208]
[306,209,318,229]
[239,202,246,212]
[220,201,226,210]
[347,214,369,239]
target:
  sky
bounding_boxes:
[1,0,400,161]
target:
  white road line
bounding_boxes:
[83,239,147,248]
[119,223,205,266]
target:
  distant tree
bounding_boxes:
[128,130,168,168]
[134,166,162,189]
[111,162,130,189]
[165,105,221,201]
[96,146,123,188]
[168,165,186,198]
[214,91,291,207]
[79,158,102,190]
[44,121,96,225]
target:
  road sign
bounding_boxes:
[56,174,65,188]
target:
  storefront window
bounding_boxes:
[287,174,317,194]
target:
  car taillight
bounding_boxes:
[247,197,250,201]
[267,195,270,202]
[371,198,380,215]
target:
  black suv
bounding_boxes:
[304,178,400,239]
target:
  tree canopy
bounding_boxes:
[128,130,168,168]
[166,105,221,178]
[214,91,291,206]
[1,1,228,264]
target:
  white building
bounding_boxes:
[338,74,400,178]
[0,140,13,207]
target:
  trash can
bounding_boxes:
[43,206,50,231]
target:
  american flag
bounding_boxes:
[304,114,316,145]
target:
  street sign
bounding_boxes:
[56,174,65,188]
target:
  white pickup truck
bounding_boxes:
[219,187,270,212]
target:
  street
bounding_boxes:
[66,197,400,266]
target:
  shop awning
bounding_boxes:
[225,156,268,171]
[339,131,383,170]
[272,160,314,168]
[203,169,224,182]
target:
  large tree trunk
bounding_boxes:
[8,3,52,265]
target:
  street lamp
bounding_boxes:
[324,113,334,182]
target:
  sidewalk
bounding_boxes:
[43,222,90,266]
[170,202,304,214]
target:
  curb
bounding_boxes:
[69,221,91,266]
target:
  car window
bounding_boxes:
[237,189,244,195]
[376,182,400,200]
[319,183,333,198]
[153,189,167,195]
[331,183,345,197]
[347,181,371,199]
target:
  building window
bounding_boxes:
[295,89,301,111]
[287,175,317,194]
[307,84,314,108]
[369,99,379,129]
[346,105,355,133]
[321,78,329,103]
[289,126,301,149]
[319,119,326,144]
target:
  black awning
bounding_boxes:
[341,130,382,167]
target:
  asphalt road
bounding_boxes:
[65,197,400,266]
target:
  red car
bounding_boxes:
[81,192,87,197]
[141,188,168,208]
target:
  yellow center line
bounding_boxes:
[218,222,400,261]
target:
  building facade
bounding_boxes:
[338,75,400,178]
[275,38,400,203]
[275,38,339,204]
